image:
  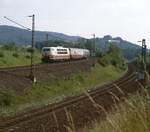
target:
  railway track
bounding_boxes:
[0,59,91,72]
[0,59,93,92]
[0,63,142,132]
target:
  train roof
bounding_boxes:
[42,46,67,49]
[69,48,89,50]
[42,47,89,51]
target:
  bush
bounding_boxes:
[0,51,4,57]
[12,52,19,58]
[1,43,18,51]
[95,50,103,57]
[97,59,107,67]
[0,90,14,106]
[97,44,125,69]
[27,47,34,53]
[110,59,117,67]
[25,55,31,59]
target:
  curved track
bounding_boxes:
[0,63,141,132]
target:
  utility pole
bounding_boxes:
[4,15,36,82]
[28,14,36,82]
[141,39,147,64]
[138,39,147,66]
[141,39,147,82]
[46,33,49,46]
[138,39,147,82]
[46,33,49,42]
[92,34,96,66]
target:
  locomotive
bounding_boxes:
[42,46,90,61]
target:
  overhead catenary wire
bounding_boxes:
[4,16,31,31]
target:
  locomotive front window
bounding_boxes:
[43,48,50,52]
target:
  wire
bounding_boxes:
[4,16,31,31]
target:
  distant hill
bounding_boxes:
[96,35,140,49]
[95,35,141,59]
[0,25,80,44]
[0,25,141,59]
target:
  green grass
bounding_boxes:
[0,64,125,117]
[0,44,126,116]
[0,49,41,68]
[84,88,150,132]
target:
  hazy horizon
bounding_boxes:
[0,0,150,47]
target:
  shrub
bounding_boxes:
[97,44,125,69]
[0,51,4,57]
[27,47,34,53]
[12,52,19,58]
[74,74,85,83]
[97,59,107,67]
[110,59,117,67]
[1,43,18,51]
[0,90,14,106]
[25,55,31,59]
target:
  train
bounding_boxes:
[42,46,90,62]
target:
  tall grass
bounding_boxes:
[85,52,150,132]
[0,49,41,68]
[83,88,150,132]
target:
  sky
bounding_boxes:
[0,0,150,47]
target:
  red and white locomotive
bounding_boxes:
[42,46,90,61]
